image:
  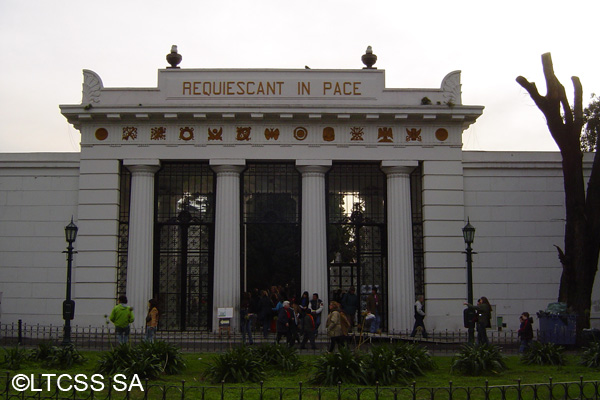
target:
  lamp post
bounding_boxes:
[62,218,78,345]
[462,220,476,343]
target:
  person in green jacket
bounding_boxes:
[110,295,135,344]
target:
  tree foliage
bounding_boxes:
[582,94,600,152]
[517,53,600,331]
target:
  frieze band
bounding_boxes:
[94,125,450,144]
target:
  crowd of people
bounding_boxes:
[240,285,345,350]
[108,290,534,353]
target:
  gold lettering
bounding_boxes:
[193,82,202,95]
[257,82,265,95]
[237,81,245,95]
[277,82,284,94]
[203,82,211,96]
[247,82,255,95]
[183,82,191,95]
[353,82,361,95]
[323,82,332,95]
[298,81,310,95]
[227,82,234,95]
[343,82,352,95]
[267,82,276,95]
[212,82,222,95]
[333,82,342,95]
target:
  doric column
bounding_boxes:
[382,162,417,332]
[211,161,245,332]
[124,160,160,328]
[297,161,331,330]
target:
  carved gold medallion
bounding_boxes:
[95,128,108,141]
[350,127,364,141]
[435,128,449,141]
[179,127,194,141]
[323,127,335,142]
[406,128,422,142]
[265,128,280,140]
[151,127,166,140]
[208,128,223,141]
[293,127,308,141]
[122,127,138,141]
[236,127,251,141]
[378,127,393,143]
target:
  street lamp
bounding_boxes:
[462,219,476,343]
[62,217,78,345]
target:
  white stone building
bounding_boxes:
[0,49,598,334]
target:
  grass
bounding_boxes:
[3,351,598,386]
[2,348,600,400]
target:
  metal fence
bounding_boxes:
[0,322,536,354]
[1,373,599,400]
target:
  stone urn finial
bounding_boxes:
[166,45,182,69]
[361,46,377,69]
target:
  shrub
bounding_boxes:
[97,341,186,380]
[30,341,55,362]
[580,341,600,368]
[359,343,435,385]
[97,344,137,376]
[362,345,410,385]
[250,343,302,372]
[391,342,436,374]
[520,341,566,366]
[43,344,86,369]
[1,345,29,370]
[202,346,265,383]
[451,344,507,375]
[136,340,186,375]
[310,347,365,385]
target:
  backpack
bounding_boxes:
[340,311,351,335]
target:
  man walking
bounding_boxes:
[410,294,428,338]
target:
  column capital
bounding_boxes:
[296,164,331,175]
[211,164,245,175]
[125,164,161,175]
[123,158,160,167]
[381,162,417,176]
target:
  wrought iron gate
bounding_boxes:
[327,163,387,329]
[155,163,215,330]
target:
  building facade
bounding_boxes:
[1,50,598,333]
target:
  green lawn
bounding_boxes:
[4,350,599,386]
[2,348,600,399]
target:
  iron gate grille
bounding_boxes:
[155,163,215,330]
[326,163,387,329]
[117,166,131,298]
[410,165,425,297]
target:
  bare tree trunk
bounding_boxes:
[517,53,600,334]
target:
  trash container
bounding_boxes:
[537,314,576,345]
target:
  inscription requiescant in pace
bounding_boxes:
[181,81,362,97]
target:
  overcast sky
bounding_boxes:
[1,0,597,153]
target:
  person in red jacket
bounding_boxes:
[518,312,534,353]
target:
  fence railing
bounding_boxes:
[0,373,599,400]
[0,321,565,354]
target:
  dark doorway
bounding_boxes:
[242,164,301,298]
[244,222,300,296]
